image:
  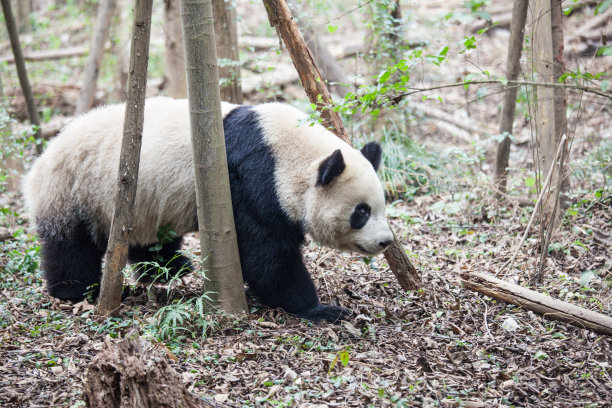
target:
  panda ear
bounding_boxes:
[317,149,346,186]
[361,142,382,171]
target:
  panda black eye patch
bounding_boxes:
[350,203,371,229]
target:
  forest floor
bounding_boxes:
[1,0,611,407]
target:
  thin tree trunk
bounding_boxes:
[288,2,352,98]
[180,0,248,314]
[114,0,130,102]
[301,27,351,98]
[494,0,529,194]
[164,0,187,98]
[263,0,421,291]
[96,0,153,317]
[76,0,116,115]
[531,0,569,283]
[15,0,31,33]
[461,271,612,336]
[212,0,243,104]
[532,0,569,216]
[1,0,41,152]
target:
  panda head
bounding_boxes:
[304,142,394,255]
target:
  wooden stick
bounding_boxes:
[535,134,568,283]
[461,271,612,336]
[262,0,421,291]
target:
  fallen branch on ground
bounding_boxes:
[460,271,612,336]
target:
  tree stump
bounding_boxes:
[83,338,209,408]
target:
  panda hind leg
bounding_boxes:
[38,215,107,302]
[128,236,193,282]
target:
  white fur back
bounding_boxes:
[24,97,237,245]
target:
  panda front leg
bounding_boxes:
[128,236,193,282]
[243,244,351,323]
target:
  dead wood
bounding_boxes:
[0,45,94,63]
[407,101,495,137]
[83,338,214,408]
[262,0,421,291]
[5,83,80,120]
[0,227,11,241]
[460,271,612,336]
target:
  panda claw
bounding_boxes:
[297,304,352,323]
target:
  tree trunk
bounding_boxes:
[114,0,130,102]
[83,338,211,408]
[461,271,612,336]
[75,0,117,115]
[15,0,31,33]
[180,0,248,315]
[1,0,41,152]
[301,27,351,98]
[262,0,422,291]
[288,2,352,98]
[96,0,153,317]
[164,0,187,98]
[493,0,528,194]
[212,0,243,104]
[531,0,569,283]
[532,0,569,221]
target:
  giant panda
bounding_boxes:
[24,97,393,322]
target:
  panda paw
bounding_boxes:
[297,304,352,323]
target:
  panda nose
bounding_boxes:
[379,240,392,249]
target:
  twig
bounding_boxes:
[501,135,568,275]
[396,79,611,100]
[534,134,569,284]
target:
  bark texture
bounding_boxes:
[532,0,569,224]
[97,0,153,317]
[1,0,41,150]
[212,0,243,104]
[83,338,210,408]
[180,0,247,314]
[494,0,529,193]
[75,0,117,115]
[164,0,187,98]
[15,0,31,33]
[263,0,421,291]
[461,272,612,336]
